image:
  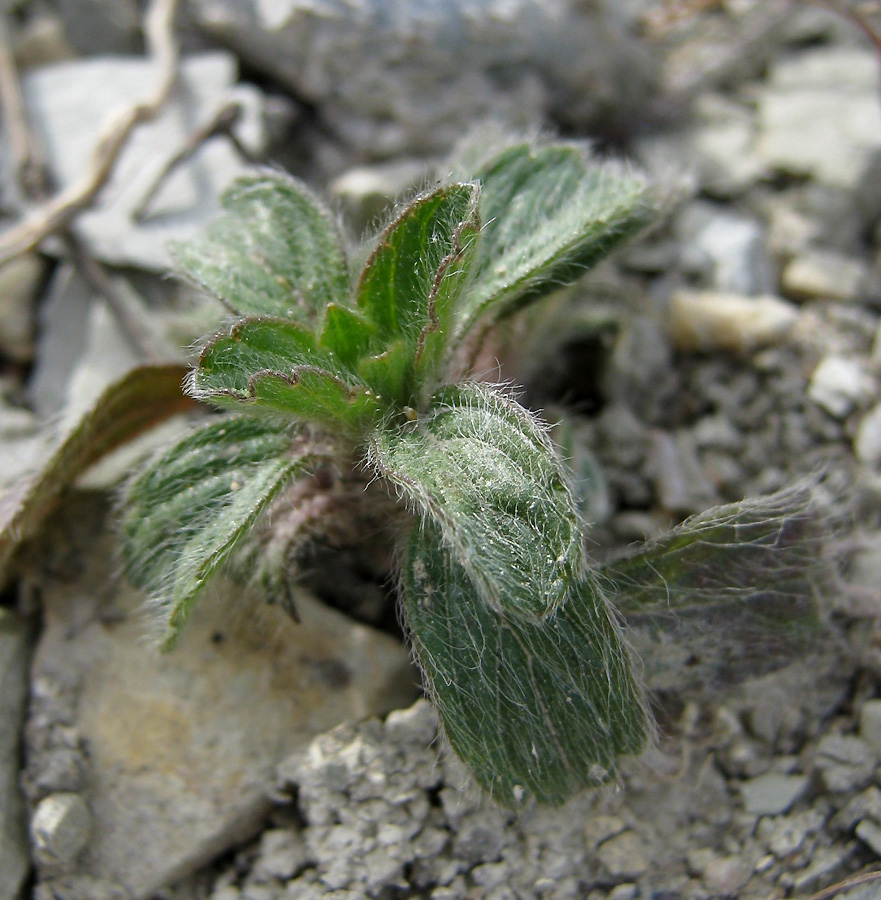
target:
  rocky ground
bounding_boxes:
[3,1,881,899]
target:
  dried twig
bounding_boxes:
[0,13,50,199]
[801,868,881,900]
[62,232,164,360]
[131,100,256,222]
[0,0,181,267]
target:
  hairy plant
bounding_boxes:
[0,138,822,806]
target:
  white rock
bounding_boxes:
[782,249,867,303]
[680,205,774,295]
[30,792,92,869]
[855,404,881,467]
[755,47,881,191]
[669,290,799,354]
[22,53,268,270]
[27,507,416,898]
[808,356,875,419]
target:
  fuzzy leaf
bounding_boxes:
[370,382,583,619]
[122,415,318,646]
[604,485,823,692]
[192,318,381,429]
[455,143,656,342]
[171,172,349,323]
[0,365,194,585]
[320,303,376,370]
[401,522,650,806]
[356,183,480,395]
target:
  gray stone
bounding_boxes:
[251,829,307,882]
[812,734,878,794]
[56,0,140,54]
[702,855,751,898]
[790,843,855,892]
[28,265,94,418]
[808,356,875,419]
[0,610,34,900]
[740,773,810,816]
[856,818,881,858]
[831,786,881,833]
[189,0,656,164]
[755,47,881,194]
[0,253,45,364]
[23,52,268,270]
[679,204,774,295]
[607,885,638,900]
[782,249,868,303]
[860,700,881,755]
[855,405,881,468]
[595,830,650,880]
[758,808,826,857]
[27,504,416,898]
[646,429,718,515]
[31,792,92,870]
[669,290,799,354]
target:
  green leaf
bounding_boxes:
[454,143,656,344]
[356,183,480,394]
[370,382,583,619]
[192,318,381,429]
[0,364,194,586]
[603,485,824,692]
[401,522,650,806]
[171,171,350,323]
[249,368,382,430]
[122,415,318,646]
[320,303,376,370]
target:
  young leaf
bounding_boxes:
[249,367,382,431]
[370,382,583,619]
[356,183,480,395]
[122,415,319,646]
[0,364,193,584]
[401,522,650,806]
[171,172,350,324]
[603,485,824,692]
[454,143,656,344]
[192,318,381,429]
[320,303,376,370]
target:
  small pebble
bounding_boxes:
[812,734,878,793]
[782,249,867,303]
[856,818,881,858]
[669,290,799,354]
[854,404,881,466]
[808,356,875,419]
[30,792,91,869]
[703,855,752,897]
[583,814,627,850]
[740,773,810,816]
[595,831,650,880]
[860,700,881,754]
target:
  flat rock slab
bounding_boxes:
[21,52,266,270]
[27,499,416,898]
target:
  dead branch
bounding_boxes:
[0,0,181,267]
